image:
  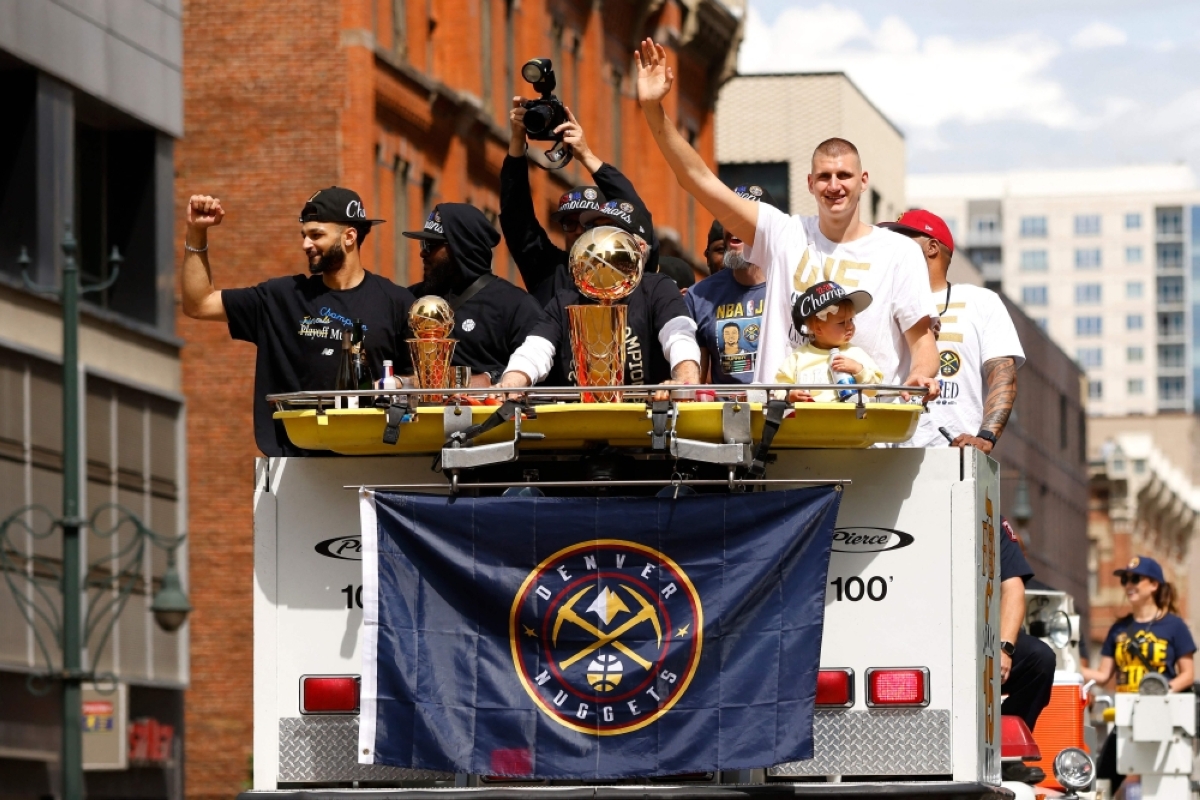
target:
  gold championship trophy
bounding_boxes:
[408,296,456,404]
[567,226,645,402]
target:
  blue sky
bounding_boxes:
[739,1,1200,175]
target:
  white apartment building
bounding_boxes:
[909,165,1200,417]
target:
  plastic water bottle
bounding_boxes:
[828,348,856,401]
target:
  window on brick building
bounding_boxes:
[392,158,410,284]
[480,0,493,113]
[393,0,406,58]
[611,68,623,169]
[504,0,515,112]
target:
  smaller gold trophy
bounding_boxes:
[567,226,645,402]
[407,296,456,404]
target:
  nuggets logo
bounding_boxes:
[510,540,702,735]
[743,323,760,343]
[939,350,961,377]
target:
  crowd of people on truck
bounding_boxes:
[178,35,1196,782]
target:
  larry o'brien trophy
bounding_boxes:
[568,225,645,402]
[407,296,456,404]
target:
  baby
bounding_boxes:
[774,280,883,402]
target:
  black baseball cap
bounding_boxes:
[707,219,725,246]
[299,187,384,226]
[549,186,605,222]
[579,199,651,240]
[793,280,872,323]
[731,184,778,208]
[402,208,447,242]
[658,256,695,289]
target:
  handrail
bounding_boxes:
[268,382,931,410]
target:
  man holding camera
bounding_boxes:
[496,199,700,392]
[634,39,939,401]
[502,83,659,306]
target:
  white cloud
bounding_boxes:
[738,4,1080,131]
[1070,22,1128,50]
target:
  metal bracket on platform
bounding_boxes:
[441,401,544,476]
[670,401,753,466]
[648,400,675,451]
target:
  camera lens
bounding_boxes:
[524,105,551,135]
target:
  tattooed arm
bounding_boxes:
[951,356,1017,455]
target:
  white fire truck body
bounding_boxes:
[245,445,1010,799]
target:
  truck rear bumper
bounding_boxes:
[238,782,1011,800]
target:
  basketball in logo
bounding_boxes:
[586,654,624,691]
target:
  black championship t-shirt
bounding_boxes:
[224,271,415,456]
[532,273,689,386]
[409,277,543,379]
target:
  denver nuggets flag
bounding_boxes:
[357,487,841,779]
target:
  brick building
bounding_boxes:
[176,1,742,797]
[1087,433,1200,653]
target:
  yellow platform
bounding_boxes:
[275,402,921,455]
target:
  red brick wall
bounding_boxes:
[178,1,345,797]
[178,2,732,797]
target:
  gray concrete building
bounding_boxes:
[715,72,905,222]
[0,2,186,798]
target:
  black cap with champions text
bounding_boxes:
[402,208,447,242]
[731,184,778,208]
[579,199,651,240]
[300,187,385,226]
[549,186,606,222]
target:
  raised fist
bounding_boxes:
[187,195,225,230]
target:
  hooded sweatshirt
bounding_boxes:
[500,157,661,306]
[409,203,542,378]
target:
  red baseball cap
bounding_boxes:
[879,209,955,253]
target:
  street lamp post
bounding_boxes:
[0,226,189,800]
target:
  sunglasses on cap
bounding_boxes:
[1120,574,1145,586]
[419,239,446,256]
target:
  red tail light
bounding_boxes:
[1000,715,1042,761]
[300,675,360,714]
[815,668,854,707]
[865,667,929,707]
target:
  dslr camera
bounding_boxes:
[521,58,567,140]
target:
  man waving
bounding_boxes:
[635,40,938,400]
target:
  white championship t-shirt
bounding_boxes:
[909,283,1025,448]
[745,204,935,385]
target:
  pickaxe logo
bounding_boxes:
[551,585,663,671]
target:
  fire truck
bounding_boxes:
[237,384,1099,800]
